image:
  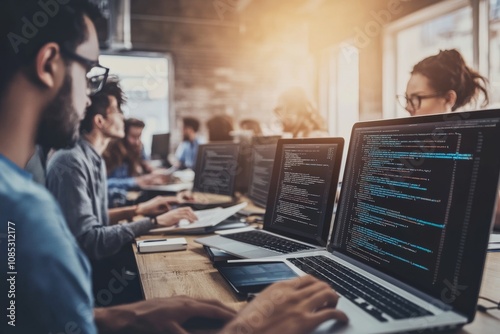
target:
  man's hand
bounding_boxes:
[136,196,175,216]
[221,275,348,334]
[156,207,198,227]
[176,190,195,203]
[135,173,170,188]
[95,296,236,334]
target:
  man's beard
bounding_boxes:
[36,73,80,149]
[183,133,190,141]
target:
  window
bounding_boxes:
[490,0,500,105]
[99,53,171,156]
[319,43,359,178]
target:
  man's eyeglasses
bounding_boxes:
[60,48,109,96]
[396,93,443,116]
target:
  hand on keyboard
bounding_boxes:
[220,275,348,334]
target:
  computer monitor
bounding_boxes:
[150,133,170,161]
[235,136,282,194]
[247,144,278,207]
[192,142,240,197]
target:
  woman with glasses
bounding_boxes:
[397,49,489,116]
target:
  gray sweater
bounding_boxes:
[47,139,154,260]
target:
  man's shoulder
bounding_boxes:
[47,145,88,174]
[0,172,63,232]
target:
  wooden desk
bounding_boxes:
[133,237,500,333]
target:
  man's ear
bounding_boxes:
[93,114,106,130]
[35,42,64,90]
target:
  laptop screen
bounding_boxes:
[247,144,278,208]
[332,110,500,318]
[151,133,170,161]
[193,143,240,196]
[265,138,344,245]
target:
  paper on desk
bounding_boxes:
[488,233,500,251]
[489,233,500,243]
[149,202,248,234]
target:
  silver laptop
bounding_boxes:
[234,110,500,333]
[196,137,344,258]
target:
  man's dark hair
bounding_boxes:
[125,118,145,135]
[80,78,125,134]
[183,117,200,132]
[0,0,102,100]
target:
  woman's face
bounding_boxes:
[405,73,452,116]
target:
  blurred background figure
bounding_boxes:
[207,115,235,142]
[104,118,169,192]
[398,49,489,117]
[274,86,327,138]
[174,117,203,170]
[240,118,263,136]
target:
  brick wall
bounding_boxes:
[128,0,441,147]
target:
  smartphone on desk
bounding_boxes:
[214,261,299,297]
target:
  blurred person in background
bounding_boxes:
[174,116,204,169]
[104,117,169,190]
[207,114,235,142]
[240,118,263,136]
[274,86,328,138]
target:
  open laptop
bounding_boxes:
[151,133,170,162]
[229,110,500,333]
[189,142,240,206]
[247,143,278,208]
[196,137,344,258]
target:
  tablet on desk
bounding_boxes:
[215,261,299,296]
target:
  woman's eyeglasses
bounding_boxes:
[396,93,443,115]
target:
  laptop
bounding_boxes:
[230,110,500,333]
[234,136,281,194]
[247,143,278,208]
[196,137,344,258]
[151,133,170,162]
[188,142,240,206]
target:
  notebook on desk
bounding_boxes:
[228,110,500,333]
[196,137,344,258]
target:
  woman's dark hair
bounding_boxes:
[411,49,489,111]
[0,0,102,100]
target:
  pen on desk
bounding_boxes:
[141,239,168,243]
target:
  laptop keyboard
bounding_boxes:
[223,230,315,253]
[287,256,433,322]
